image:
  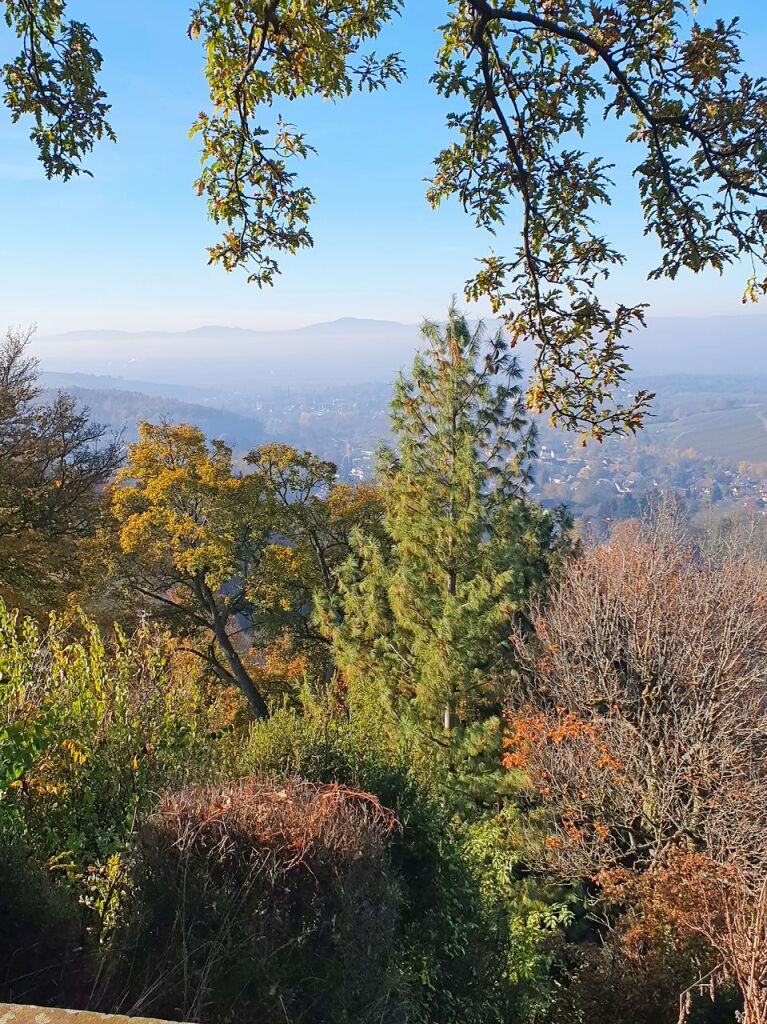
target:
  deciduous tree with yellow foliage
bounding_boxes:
[110,423,383,718]
[111,421,272,717]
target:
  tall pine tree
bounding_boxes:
[322,303,569,789]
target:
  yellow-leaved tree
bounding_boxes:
[109,423,383,718]
[111,421,271,717]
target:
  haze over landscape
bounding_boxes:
[26,312,767,532]
[32,312,767,389]
[28,311,765,387]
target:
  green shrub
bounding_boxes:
[0,602,236,936]
[241,682,558,1024]
[458,811,578,1023]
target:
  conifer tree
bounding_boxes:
[323,303,569,783]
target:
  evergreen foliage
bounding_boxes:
[323,303,571,792]
[243,680,569,1024]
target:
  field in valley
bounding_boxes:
[648,404,767,463]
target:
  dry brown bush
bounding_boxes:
[101,777,407,1024]
[507,516,767,876]
[147,776,399,872]
[600,852,767,1024]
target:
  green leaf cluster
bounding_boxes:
[188,0,405,285]
[0,602,228,899]
[2,0,114,179]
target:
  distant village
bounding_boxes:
[53,371,767,529]
[331,428,767,525]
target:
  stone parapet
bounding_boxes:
[0,1006,186,1024]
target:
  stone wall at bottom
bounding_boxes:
[0,1006,188,1024]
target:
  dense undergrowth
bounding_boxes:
[0,596,744,1023]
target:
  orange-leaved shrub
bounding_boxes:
[506,513,767,1022]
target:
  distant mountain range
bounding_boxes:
[33,319,424,393]
[31,314,767,394]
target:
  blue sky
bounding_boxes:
[1,1,766,334]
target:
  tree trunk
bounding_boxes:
[741,889,767,1024]
[443,563,457,732]
[742,990,767,1024]
[195,574,269,720]
[213,620,269,719]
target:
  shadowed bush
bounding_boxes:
[104,777,408,1024]
[242,687,546,1024]
[0,824,87,1007]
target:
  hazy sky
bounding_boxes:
[1,1,766,334]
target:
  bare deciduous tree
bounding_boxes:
[507,514,767,1021]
